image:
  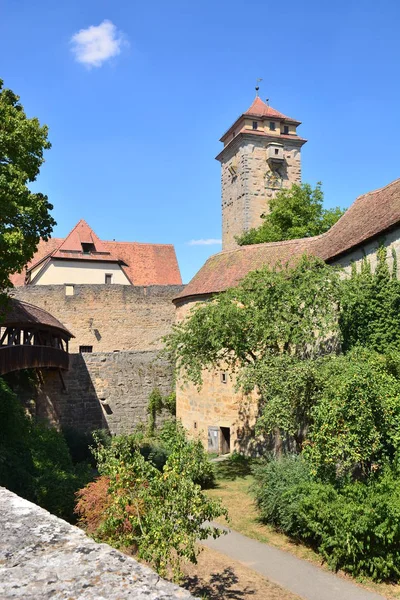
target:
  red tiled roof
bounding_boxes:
[10,220,182,287]
[9,238,62,287]
[244,97,298,122]
[175,178,400,301]
[317,178,400,262]
[1,298,73,337]
[54,219,111,255]
[104,240,182,286]
[175,237,320,300]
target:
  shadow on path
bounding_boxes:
[183,566,255,599]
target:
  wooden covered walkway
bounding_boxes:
[0,298,73,375]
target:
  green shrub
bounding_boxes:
[252,456,400,581]
[305,347,400,480]
[295,471,400,581]
[252,454,312,535]
[0,378,92,521]
[30,423,92,520]
[61,426,98,465]
[0,378,35,498]
[93,420,215,489]
[78,430,226,581]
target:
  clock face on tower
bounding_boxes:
[265,171,283,189]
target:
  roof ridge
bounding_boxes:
[104,240,175,247]
[215,235,324,257]
[323,177,400,240]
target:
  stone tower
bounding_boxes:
[216,96,307,250]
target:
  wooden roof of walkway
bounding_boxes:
[0,298,74,375]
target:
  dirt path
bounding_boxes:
[182,545,302,600]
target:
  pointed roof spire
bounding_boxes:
[244,96,296,121]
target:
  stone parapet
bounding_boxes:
[0,487,195,599]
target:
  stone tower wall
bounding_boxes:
[221,135,302,250]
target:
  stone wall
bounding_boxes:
[35,350,174,434]
[0,487,194,600]
[220,135,302,250]
[11,284,184,353]
[330,226,400,275]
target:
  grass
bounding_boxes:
[207,455,400,600]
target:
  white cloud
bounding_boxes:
[70,20,126,68]
[188,239,222,246]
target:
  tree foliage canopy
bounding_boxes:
[237,182,344,246]
[164,255,340,387]
[0,79,55,290]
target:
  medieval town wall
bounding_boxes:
[11,284,183,353]
[34,350,174,434]
[330,226,400,274]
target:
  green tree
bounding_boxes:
[0,79,55,291]
[164,255,340,388]
[237,182,344,246]
[304,348,400,480]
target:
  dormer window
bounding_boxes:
[81,243,95,254]
[283,125,289,135]
[269,122,276,131]
[252,121,258,130]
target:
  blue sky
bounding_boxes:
[1,0,400,283]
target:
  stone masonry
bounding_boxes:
[0,487,194,600]
[35,350,174,434]
[11,284,184,353]
[220,135,302,250]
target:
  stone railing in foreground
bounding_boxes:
[0,487,195,599]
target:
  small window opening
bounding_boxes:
[283,125,289,135]
[105,273,112,285]
[269,121,276,131]
[194,421,197,429]
[252,121,258,130]
[275,148,279,155]
[220,372,228,384]
[81,243,95,254]
[79,345,93,353]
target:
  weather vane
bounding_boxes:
[255,78,263,96]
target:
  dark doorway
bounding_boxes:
[220,427,230,454]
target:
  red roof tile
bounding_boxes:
[104,241,182,286]
[9,238,63,287]
[244,97,298,122]
[55,219,110,255]
[10,221,182,287]
[175,178,400,301]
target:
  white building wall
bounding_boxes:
[33,260,131,285]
